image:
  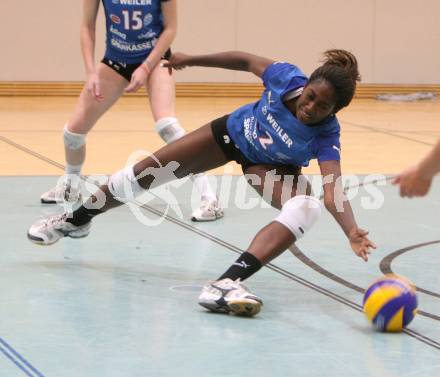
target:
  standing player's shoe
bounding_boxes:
[40,179,82,204]
[198,278,262,316]
[191,197,224,222]
[27,213,91,245]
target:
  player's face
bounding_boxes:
[295,80,336,125]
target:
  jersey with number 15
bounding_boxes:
[102,0,171,64]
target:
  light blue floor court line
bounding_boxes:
[0,337,45,377]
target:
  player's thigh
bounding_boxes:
[134,122,229,188]
[146,59,176,121]
[68,63,127,134]
[243,164,311,209]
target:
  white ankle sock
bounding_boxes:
[191,173,216,201]
[65,163,83,175]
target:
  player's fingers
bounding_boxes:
[363,236,375,247]
[363,249,369,261]
[368,241,377,249]
[399,185,407,197]
[87,83,94,95]
[133,82,142,92]
[125,81,136,93]
[93,83,103,101]
[392,175,401,185]
[94,82,101,97]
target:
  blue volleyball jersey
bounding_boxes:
[226,62,341,167]
[101,0,170,64]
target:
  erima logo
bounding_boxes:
[233,261,250,269]
[332,145,341,153]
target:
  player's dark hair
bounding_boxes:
[309,49,361,112]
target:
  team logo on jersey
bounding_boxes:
[119,0,152,5]
[110,25,127,40]
[143,13,153,27]
[332,145,341,153]
[259,131,273,150]
[138,30,156,40]
[110,14,121,24]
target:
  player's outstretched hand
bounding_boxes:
[162,53,192,71]
[349,228,376,262]
[392,165,433,198]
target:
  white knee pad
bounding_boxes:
[108,165,144,203]
[64,125,86,150]
[155,117,185,144]
[274,195,322,240]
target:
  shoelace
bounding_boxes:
[211,280,241,291]
[57,179,80,193]
[201,200,220,212]
[44,212,69,227]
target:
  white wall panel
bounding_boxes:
[1,0,439,83]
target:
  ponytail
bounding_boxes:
[309,49,361,112]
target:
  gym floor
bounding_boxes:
[0,97,439,376]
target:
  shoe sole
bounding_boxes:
[199,302,230,314]
[199,298,262,317]
[191,212,224,222]
[191,216,217,222]
[27,232,58,245]
[68,232,90,239]
[27,230,89,245]
[41,199,81,204]
[40,196,82,204]
[227,299,262,316]
[40,198,58,204]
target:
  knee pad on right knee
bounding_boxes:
[64,125,86,150]
[155,117,185,144]
[274,195,322,240]
[108,165,144,203]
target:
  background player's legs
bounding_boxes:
[65,63,127,169]
[41,64,127,203]
[146,61,222,221]
[28,123,230,245]
[145,60,176,122]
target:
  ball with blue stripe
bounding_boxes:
[363,275,418,332]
